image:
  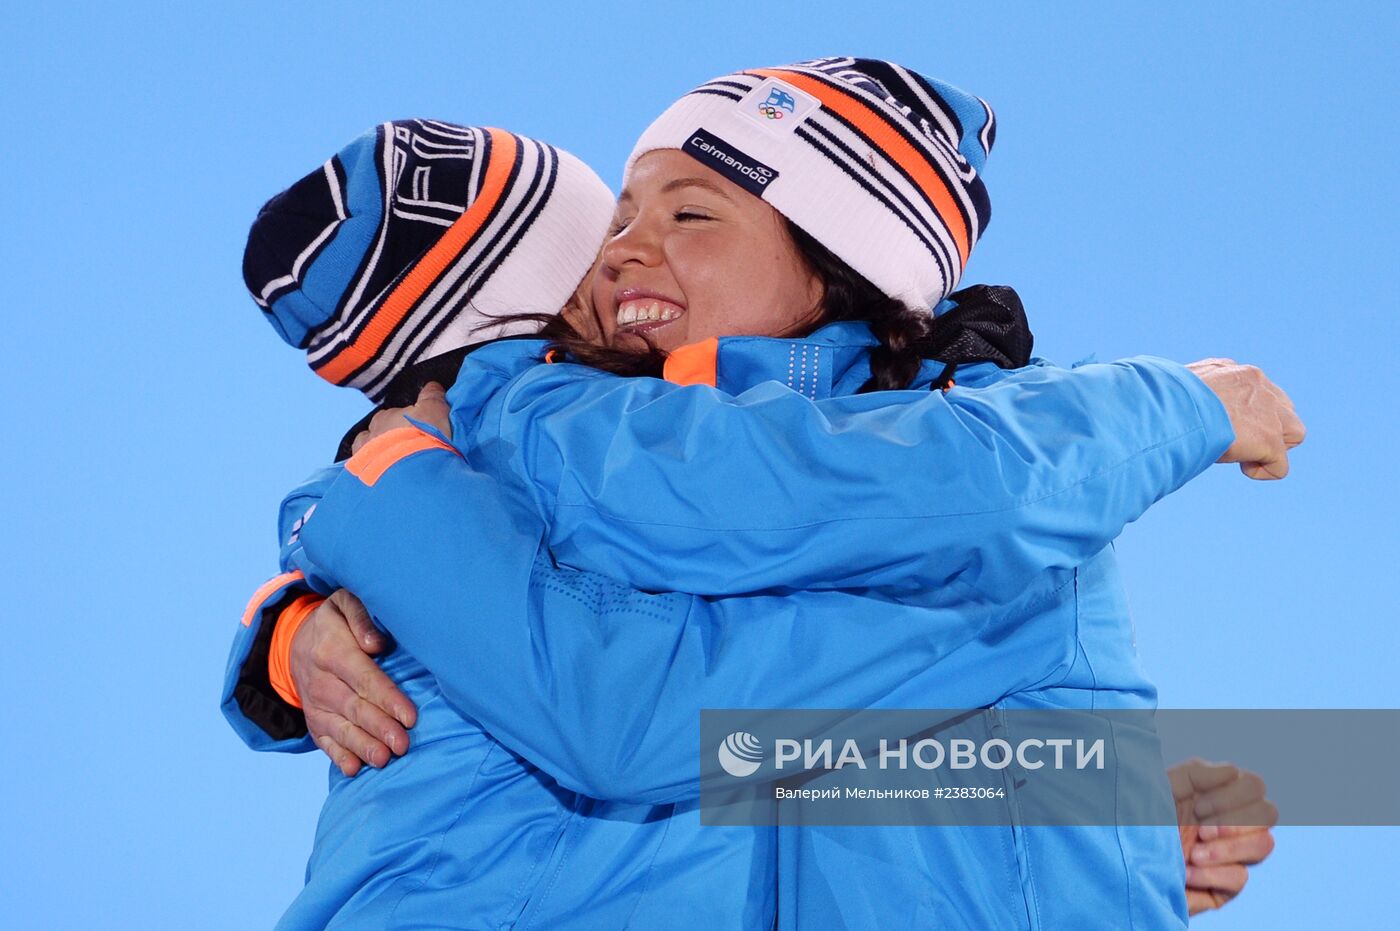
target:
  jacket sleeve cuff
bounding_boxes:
[220,571,316,752]
[1132,356,1236,466]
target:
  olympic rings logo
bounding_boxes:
[758,105,785,120]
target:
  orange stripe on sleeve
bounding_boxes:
[663,337,719,387]
[345,426,462,488]
[749,69,971,266]
[314,128,520,386]
[241,570,306,628]
[267,593,326,709]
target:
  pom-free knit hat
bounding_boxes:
[627,57,996,313]
[244,119,614,401]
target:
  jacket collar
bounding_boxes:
[664,322,883,399]
[663,283,1035,397]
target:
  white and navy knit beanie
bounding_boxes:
[244,119,614,401]
[627,57,996,313]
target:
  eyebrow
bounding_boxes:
[661,176,733,199]
[617,175,734,204]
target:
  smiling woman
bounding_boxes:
[594,150,825,351]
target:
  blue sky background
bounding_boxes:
[2,2,1395,927]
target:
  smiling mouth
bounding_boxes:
[616,297,685,330]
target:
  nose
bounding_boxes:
[601,212,662,271]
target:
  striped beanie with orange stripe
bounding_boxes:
[244,119,614,401]
[626,57,996,313]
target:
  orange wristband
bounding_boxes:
[268,593,326,709]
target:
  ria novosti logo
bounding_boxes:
[718,731,764,777]
[715,734,1108,777]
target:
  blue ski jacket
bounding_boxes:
[223,321,1232,928]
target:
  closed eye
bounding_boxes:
[675,210,712,222]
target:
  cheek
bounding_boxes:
[590,267,617,338]
[734,246,818,333]
[668,234,815,339]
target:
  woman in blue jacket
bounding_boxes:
[234,59,1294,928]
